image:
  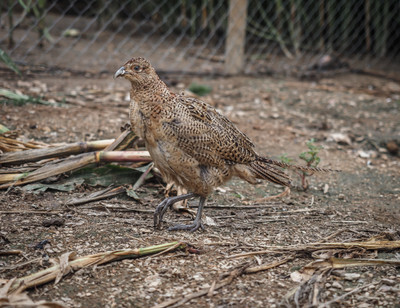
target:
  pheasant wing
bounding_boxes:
[162,96,257,166]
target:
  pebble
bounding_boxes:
[332,281,343,289]
[379,285,400,292]
[343,273,361,280]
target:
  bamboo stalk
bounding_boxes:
[0,139,113,165]
[0,151,151,188]
[0,130,137,165]
[95,151,151,162]
[103,129,137,151]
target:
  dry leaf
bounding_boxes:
[0,279,66,307]
[55,251,77,284]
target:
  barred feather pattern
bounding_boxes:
[257,157,339,173]
[250,159,291,187]
[118,57,337,199]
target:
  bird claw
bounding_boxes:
[168,220,204,232]
[153,193,202,231]
[154,198,172,228]
[154,193,196,229]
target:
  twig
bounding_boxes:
[244,255,295,274]
[207,280,217,297]
[0,257,41,272]
[317,283,375,307]
[80,205,153,213]
[132,163,154,190]
[317,228,350,243]
[66,186,126,206]
[157,265,250,308]
[331,221,368,224]
[153,256,293,308]
[0,250,23,256]
[252,186,291,203]
[0,210,62,215]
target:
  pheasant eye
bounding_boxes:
[133,65,140,71]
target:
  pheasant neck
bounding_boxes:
[130,77,171,100]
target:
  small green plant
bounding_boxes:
[188,83,212,96]
[299,138,323,168]
[278,153,294,165]
[0,49,21,75]
[0,88,57,106]
[279,139,323,191]
[298,139,323,190]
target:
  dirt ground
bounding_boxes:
[1,63,400,307]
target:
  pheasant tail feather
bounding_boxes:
[250,160,291,187]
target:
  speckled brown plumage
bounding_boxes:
[115,57,331,231]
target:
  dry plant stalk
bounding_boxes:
[0,151,152,187]
[6,242,186,295]
[0,135,48,153]
[0,129,137,165]
[0,129,147,188]
[228,240,400,259]
[0,139,114,164]
[305,256,400,270]
[0,128,149,188]
[0,279,66,308]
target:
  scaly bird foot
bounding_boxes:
[168,219,204,232]
[153,193,196,229]
[154,199,170,228]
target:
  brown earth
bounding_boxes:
[1,66,400,307]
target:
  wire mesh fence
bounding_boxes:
[1,0,400,76]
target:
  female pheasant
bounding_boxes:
[115,57,331,232]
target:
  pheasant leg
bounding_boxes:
[168,196,206,232]
[154,193,196,228]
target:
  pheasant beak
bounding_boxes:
[114,66,126,79]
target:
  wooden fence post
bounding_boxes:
[225,0,248,75]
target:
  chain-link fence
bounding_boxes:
[1,0,400,76]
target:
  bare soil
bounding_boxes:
[1,65,400,307]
